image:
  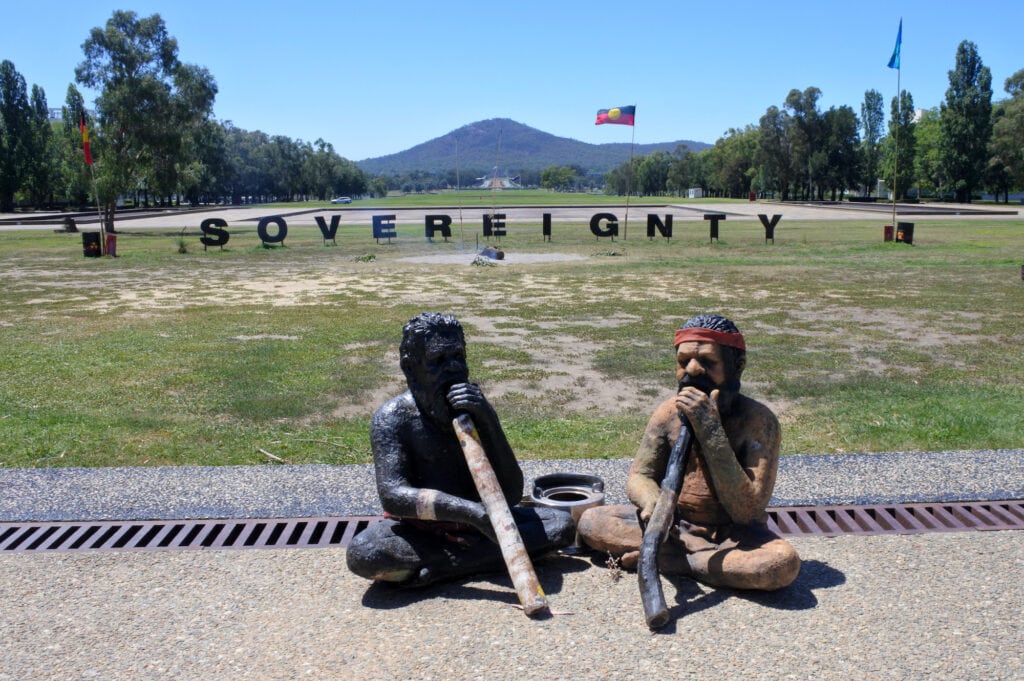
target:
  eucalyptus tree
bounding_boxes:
[636,150,671,196]
[75,11,217,225]
[756,105,794,200]
[665,144,695,196]
[540,164,578,191]
[306,138,341,200]
[58,85,92,207]
[264,135,304,200]
[24,85,58,207]
[913,108,945,198]
[604,157,642,196]
[0,60,31,212]
[368,177,389,198]
[859,89,885,196]
[225,126,273,202]
[705,126,757,198]
[178,117,229,205]
[989,68,1024,199]
[939,40,993,202]
[822,105,861,201]
[784,87,825,199]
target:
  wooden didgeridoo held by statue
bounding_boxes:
[638,418,693,630]
[453,413,549,617]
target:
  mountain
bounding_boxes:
[355,118,710,177]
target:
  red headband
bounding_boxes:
[674,327,746,350]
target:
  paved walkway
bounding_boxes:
[1,450,1022,679]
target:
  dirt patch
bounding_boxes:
[398,252,588,265]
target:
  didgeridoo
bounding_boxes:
[637,418,693,630]
[452,413,549,617]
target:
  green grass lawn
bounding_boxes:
[1,206,1022,468]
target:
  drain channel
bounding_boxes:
[0,516,383,554]
[767,500,1024,536]
[1,501,1021,554]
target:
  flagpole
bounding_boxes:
[887,18,902,232]
[90,165,105,256]
[455,135,465,247]
[624,108,636,240]
[891,64,900,230]
[81,112,105,256]
[491,127,502,243]
[595,105,637,240]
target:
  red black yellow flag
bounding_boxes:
[80,113,93,165]
[595,105,635,126]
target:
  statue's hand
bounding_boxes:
[675,387,722,440]
[639,499,657,524]
[447,382,489,419]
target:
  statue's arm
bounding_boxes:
[371,399,495,538]
[626,400,674,522]
[683,393,780,524]
[447,382,524,506]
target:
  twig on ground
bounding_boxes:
[258,447,291,464]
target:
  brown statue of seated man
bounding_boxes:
[347,312,575,587]
[577,314,801,591]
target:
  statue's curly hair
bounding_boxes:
[680,314,740,335]
[399,312,464,374]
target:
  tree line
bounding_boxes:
[2,12,1022,223]
[596,42,1022,204]
[0,11,369,224]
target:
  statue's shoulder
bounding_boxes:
[733,391,778,421]
[737,393,778,420]
[371,391,417,426]
[735,394,781,439]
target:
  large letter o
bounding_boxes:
[257,216,288,245]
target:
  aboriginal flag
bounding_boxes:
[595,105,635,126]
[80,113,93,165]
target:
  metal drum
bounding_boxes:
[529,473,606,524]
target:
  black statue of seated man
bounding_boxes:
[347,312,575,587]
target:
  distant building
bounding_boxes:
[476,167,521,189]
[687,187,703,199]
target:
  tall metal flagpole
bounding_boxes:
[888,19,902,231]
[81,111,106,256]
[624,119,635,240]
[891,64,900,229]
[89,164,105,256]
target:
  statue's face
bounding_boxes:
[419,333,469,392]
[407,332,469,422]
[675,341,726,394]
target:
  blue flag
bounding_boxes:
[887,19,902,69]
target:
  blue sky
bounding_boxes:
[4,1,1021,161]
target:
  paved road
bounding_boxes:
[2,200,1019,232]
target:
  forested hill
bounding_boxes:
[355,118,710,176]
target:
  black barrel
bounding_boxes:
[896,222,915,244]
[81,232,101,257]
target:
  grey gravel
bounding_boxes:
[2,449,1021,522]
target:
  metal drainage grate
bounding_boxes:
[1,501,1022,554]
[0,516,383,554]
[767,500,1024,536]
